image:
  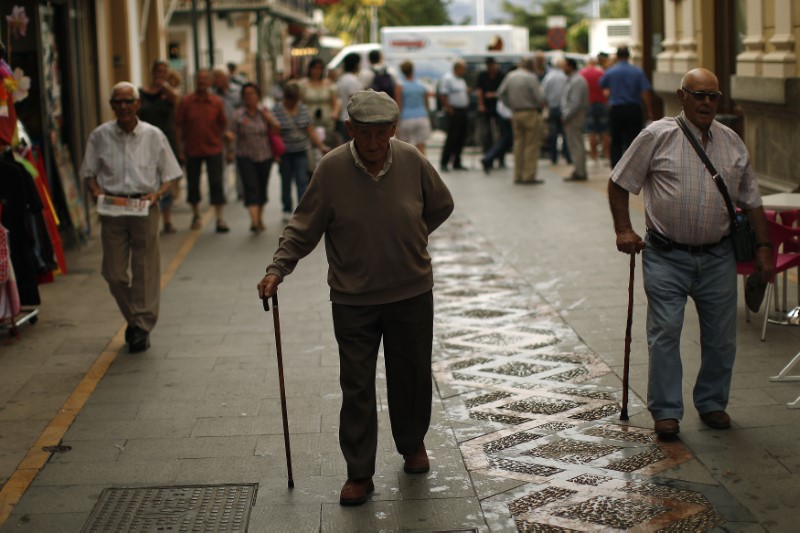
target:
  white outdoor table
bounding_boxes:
[761,192,800,211]
[760,192,800,407]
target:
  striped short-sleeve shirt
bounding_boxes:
[611,113,762,245]
[79,120,182,195]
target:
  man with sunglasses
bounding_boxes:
[607,68,773,439]
[80,82,182,353]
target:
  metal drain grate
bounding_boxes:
[82,484,257,533]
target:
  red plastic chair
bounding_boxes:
[737,220,800,340]
[778,210,800,311]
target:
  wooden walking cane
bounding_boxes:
[620,252,635,421]
[263,294,294,489]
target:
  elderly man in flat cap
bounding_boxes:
[258,90,454,505]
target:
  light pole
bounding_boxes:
[363,0,385,43]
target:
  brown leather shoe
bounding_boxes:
[403,443,430,474]
[700,410,731,429]
[654,418,680,438]
[339,477,374,506]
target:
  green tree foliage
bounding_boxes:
[322,0,451,45]
[567,19,589,53]
[601,0,629,18]
[501,0,589,51]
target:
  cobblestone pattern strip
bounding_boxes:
[430,217,724,532]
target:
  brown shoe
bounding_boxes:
[403,443,430,474]
[339,478,374,506]
[700,410,731,429]
[654,418,680,438]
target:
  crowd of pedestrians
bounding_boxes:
[75,42,771,513]
[76,46,654,355]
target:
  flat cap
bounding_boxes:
[347,89,399,124]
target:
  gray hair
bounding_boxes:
[111,81,140,100]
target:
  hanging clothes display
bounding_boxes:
[0,149,44,307]
[0,206,21,322]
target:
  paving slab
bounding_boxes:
[1,149,799,531]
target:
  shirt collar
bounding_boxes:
[349,139,393,181]
[679,111,714,141]
[114,119,140,136]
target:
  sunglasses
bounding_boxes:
[111,98,137,105]
[681,87,722,102]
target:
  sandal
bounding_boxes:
[190,215,202,230]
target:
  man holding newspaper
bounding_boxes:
[80,81,182,353]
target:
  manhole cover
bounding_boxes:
[82,484,257,532]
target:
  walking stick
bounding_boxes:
[620,252,635,421]
[263,294,294,489]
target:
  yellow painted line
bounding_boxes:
[0,209,214,526]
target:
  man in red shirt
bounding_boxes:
[579,55,611,164]
[175,70,231,232]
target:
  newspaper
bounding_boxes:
[96,194,151,217]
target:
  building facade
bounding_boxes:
[627,0,800,192]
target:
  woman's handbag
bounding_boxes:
[675,116,756,262]
[268,127,286,158]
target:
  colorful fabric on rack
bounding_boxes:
[0,220,21,321]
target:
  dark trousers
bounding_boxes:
[609,104,644,168]
[480,110,499,153]
[332,291,434,480]
[482,116,513,166]
[236,156,272,206]
[186,153,225,205]
[547,107,572,164]
[440,108,468,169]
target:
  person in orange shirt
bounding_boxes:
[175,70,232,232]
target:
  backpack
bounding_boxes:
[370,67,396,99]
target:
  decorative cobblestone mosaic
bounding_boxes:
[430,217,730,531]
[552,496,668,529]
[525,440,622,464]
[482,432,544,454]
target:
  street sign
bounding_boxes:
[547,27,566,50]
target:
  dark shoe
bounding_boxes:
[700,410,731,429]
[654,418,680,439]
[403,443,430,474]
[190,215,202,230]
[453,165,468,171]
[128,327,150,353]
[250,224,259,233]
[481,159,491,175]
[216,221,230,233]
[564,173,588,182]
[162,222,176,234]
[339,478,374,506]
[498,160,506,169]
[745,275,768,313]
[125,325,134,343]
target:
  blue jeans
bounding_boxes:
[642,236,738,421]
[547,107,571,164]
[279,151,309,214]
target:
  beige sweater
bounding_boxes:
[267,139,454,305]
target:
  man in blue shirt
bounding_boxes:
[600,46,653,167]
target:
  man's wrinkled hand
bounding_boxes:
[615,229,644,254]
[257,274,281,300]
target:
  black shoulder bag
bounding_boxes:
[675,116,756,262]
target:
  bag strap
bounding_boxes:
[675,116,739,226]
